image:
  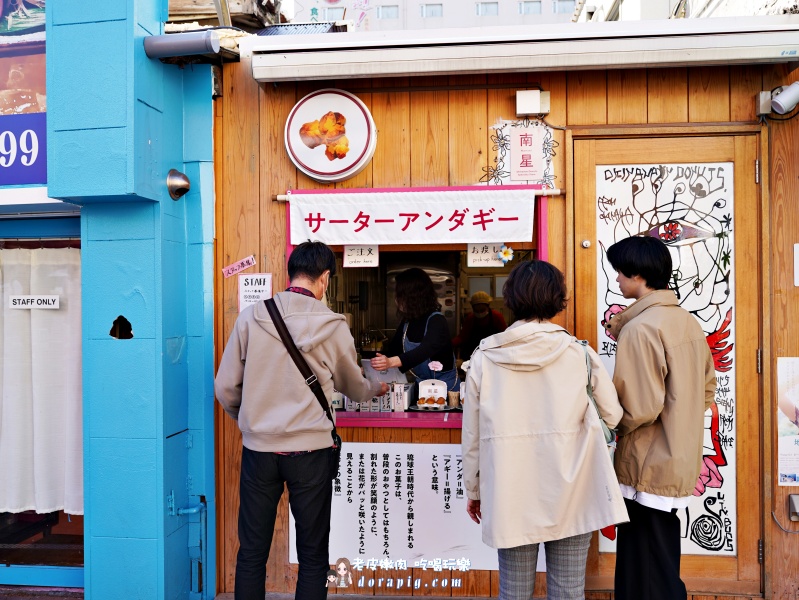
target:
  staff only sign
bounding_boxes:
[10,295,59,309]
[288,186,539,246]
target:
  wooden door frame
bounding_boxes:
[565,124,770,597]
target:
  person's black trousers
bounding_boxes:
[234,446,333,600]
[615,498,687,600]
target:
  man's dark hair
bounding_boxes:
[503,260,568,321]
[287,241,337,280]
[395,268,440,321]
[606,236,672,290]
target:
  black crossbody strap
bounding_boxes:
[265,298,336,431]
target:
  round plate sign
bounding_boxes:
[284,89,377,183]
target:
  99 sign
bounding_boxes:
[0,129,39,168]
[0,112,47,186]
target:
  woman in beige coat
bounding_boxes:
[461,260,628,600]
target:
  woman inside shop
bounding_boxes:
[461,260,628,600]
[370,267,460,392]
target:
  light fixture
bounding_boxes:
[167,169,191,200]
[144,31,221,60]
[516,90,551,117]
[772,81,799,115]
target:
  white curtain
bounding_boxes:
[0,248,83,515]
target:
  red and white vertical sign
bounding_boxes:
[510,127,545,182]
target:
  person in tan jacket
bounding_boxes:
[215,241,388,600]
[462,260,628,600]
[605,236,716,600]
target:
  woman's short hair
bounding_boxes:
[395,268,440,321]
[287,241,337,280]
[503,260,568,321]
[606,236,672,290]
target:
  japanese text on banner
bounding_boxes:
[289,189,536,245]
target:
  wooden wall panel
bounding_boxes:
[763,64,799,600]
[215,62,779,598]
[217,60,262,593]
[410,84,449,187]
[732,135,763,584]
[689,67,731,122]
[730,66,762,122]
[607,69,647,125]
[213,90,232,596]
[371,90,411,188]
[567,71,608,125]
[448,87,488,185]
[648,68,688,123]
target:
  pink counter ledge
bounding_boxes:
[336,411,463,429]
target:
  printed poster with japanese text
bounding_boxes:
[595,163,737,556]
[290,443,500,572]
[777,358,799,485]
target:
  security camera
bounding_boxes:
[772,81,799,115]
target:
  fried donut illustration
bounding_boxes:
[299,111,349,160]
[324,136,349,161]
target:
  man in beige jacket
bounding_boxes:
[605,236,716,600]
[215,241,388,600]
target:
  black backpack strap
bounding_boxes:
[264,298,336,431]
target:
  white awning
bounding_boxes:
[241,15,799,82]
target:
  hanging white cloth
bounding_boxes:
[0,248,83,515]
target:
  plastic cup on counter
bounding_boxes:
[447,391,460,408]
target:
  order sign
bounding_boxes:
[284,89,377,183]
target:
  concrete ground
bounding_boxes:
[0,588,82,599]
[224,595,477,600]
[0,590,478,600]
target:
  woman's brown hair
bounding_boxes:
[503,260,568,321]
[395,268,440,321]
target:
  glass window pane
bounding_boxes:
[519,1,542,14]
[421,3,443,17]
[326,7,346,19]
[556,0,575,14]
[378,5,399,18]
[477,2,499,16]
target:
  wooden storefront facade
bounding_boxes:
[213,51,799,598]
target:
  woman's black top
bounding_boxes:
[383,312,455,372]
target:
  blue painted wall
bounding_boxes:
[47,1,216,597]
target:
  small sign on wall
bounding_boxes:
[284,89,377,183]
[343,245,379,267]
[223,255,256,279]
[794,244,799,287]
[467,243,505,267]
[778,357,799,486]
[239,273,272,312]
[10,295,60,309]
[510,126,545,182]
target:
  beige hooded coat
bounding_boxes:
[461,320,629,549]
